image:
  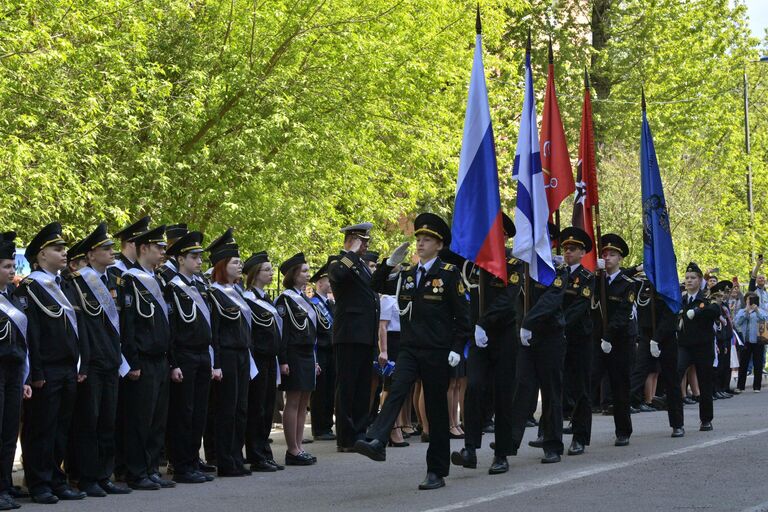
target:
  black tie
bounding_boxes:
[418,267,427,288]
[55,276,61,287]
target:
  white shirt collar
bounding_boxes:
[607,269,621,283]
[254,287,266,298]
[43,268,59,280]
[569,263,580,274]
[418,257,438,274]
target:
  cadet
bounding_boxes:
[16,222,87,503]
[451,213,522,475]
[67,223,132,496]
[166,231,215,484]
[0,233,29,510]
[111,216,151,275]
[309,260,336,441]
[327,223,380,452]
[356,213,471,490]
[120,225,174,490]
[595,234,635,446]
[156,224,188,287]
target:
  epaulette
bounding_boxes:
[21,277,33,286]
[115,276,124,286]
[621,274,635,283]
[340,256,354,269]
[507,257,519,265]
[578,267,594,279]
[442,263,456,271]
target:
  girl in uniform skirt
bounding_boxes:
[275,253,319,466]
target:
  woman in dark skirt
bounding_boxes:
[275,253,319,466]
[242,252,283,472]
[206,229,252,477]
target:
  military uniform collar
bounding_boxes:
[417,256,439,275]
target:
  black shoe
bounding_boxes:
[682,396,696,405]
[482,423,495,434]
[266,459,285,470]
[217,468,249,477]
[238,465,253,475]
[488,456,509,475]
[299,452,316,464]
[31,491,59,504]
[528,435,544,448]
[671,427,685,438]
[285,451,315,466]
[388,439,409,447]
[313,432,336,441]
[450,448,477,469]
[128,477,161,490]
[172,471,207,484]
[7,487,28,499]
[525,418,539,428]
[541,451,561,464]
[198,459,217,473]
[301,438,314,444]
[651,396,668,410]
[562,424,573,435]
[691,395,700,403]
[250,460,278,472]
[336,445,356,453]
[449,431,465,440]
[196,471,215,482]
[418,472,445,490]
[700,422,713,432]
[0,495,19,510]
[721,392,733,398]
[614,436,630,447]
[568,440,585,456]
[52,486,87,500]
[354,439,387,462]
[638,403,655,412]
[149,473,176,488]
[79,482,107,497]
[99,480,132,494]
[629,406,640,414]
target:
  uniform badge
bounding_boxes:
[458,281,465,294]
[124,295,132,307]
[18,296,27,309]
[698,303,704,309]
[628,292,635,303]
[510,274,519,284]
[277,304,287,317]
[582,287,591,297]
[407,276,414,283]
[433,287,439,293]
[554,277,563,288]
[110,289,117,299]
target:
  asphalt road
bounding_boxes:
[14,386,768,512]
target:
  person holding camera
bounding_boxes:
[734,291,767,392]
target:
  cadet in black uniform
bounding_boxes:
[67,223,133,496]
[0,234,29,510]
[356,213,471,490]
[207,229,251,477]
[328,223,380,452]
[711,280,735,399]
[558,227,596,456]
[111,216,151,275]
[678,262,720,431]
[242,252,283,472]
[16,222,87,503]
[451,214,522,475]
[595,234,636,446]
[310,260,336,441]
[120,225,174,490]
[156,224,188,287]
[166,231,215,484]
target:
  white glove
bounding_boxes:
[386,242,411,267]
[601,339,612,353]
[448,351,461,367]
[520,328,532,346]
[474,325,488,348]
[650,340,661,358]
[552,255,564,266]
[686,309,695,320]
[597,258,606,270]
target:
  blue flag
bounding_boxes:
[641,94,682,313]
[512,40,555,286]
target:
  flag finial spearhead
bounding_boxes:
[526,28,531,54]
[584,67,590,89]
[641,87,647,112]
[548,36,553,64]
[476,3,482,35]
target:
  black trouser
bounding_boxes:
[598,339,633,438]
[123,354,169,482]
[215,348,249,473]
[245,354,277,464]
[21,363,76,495]
[367,347,451,477]
[738,343,765,391]
[678,343,714,424]
[564,334,592,445]
[311,345,336,436]
[659,338,683,429]
[509,332,565,454]
[168,350,211,474]
[630,336,659,405]
[715,339,732,392]
[464,334,516,456]
[0,361,22,493]
[335,344,373,448]
[203,384,217,463]
[71,367,119,485]
[590,344,613,409]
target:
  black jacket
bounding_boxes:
[563,264,595,340]
[372,258,471,353]
[245,291,281,358]
[520,265,569,338]
[635,281,678,344]
[594,270,636,345]
[469,251,524,341]
[678,289,719,347]
[275,292,317,363]
[119,271,171,370]
[328,251,380,346]
[209,286,251,369]
[0,293,28,365]
[167,274,213,368]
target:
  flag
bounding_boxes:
[640,91,682,313]
[512,34,555,286]
[450,7,507,282]
[572,69,598,271]
[540,40,574,216]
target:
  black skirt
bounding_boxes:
[280,345,316,392]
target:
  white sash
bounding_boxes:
[210,283,252,329]
[28,271,78,337]
[243,290,283,336]
[282,289,317,327]
[0,294,29,382]
[170,275,211,327]
[125,268,168,321]
[111,259,128,273]
[78,266,120,335]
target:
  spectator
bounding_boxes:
[734,292,767,393]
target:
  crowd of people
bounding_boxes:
[0,211,763,507]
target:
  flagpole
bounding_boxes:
[523,263,530,314]
[554,209,561,255]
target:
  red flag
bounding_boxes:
[572,68,598,271]
[540,41,574,216]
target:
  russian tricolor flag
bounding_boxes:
[450,8,507,283]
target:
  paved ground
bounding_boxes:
[13,386,768,512]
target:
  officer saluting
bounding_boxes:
[356,213,471,491]
[327,222,380,452]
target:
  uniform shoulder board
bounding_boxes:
[578,267,594,279]
[71,271,81,278]
[507,257,519,265]
[442,263,456,271]
[621,274,634,283]
[115,276,124,286]
[21,277,33,287]
[340,256,354,268]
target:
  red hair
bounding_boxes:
[211,258,232,284]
